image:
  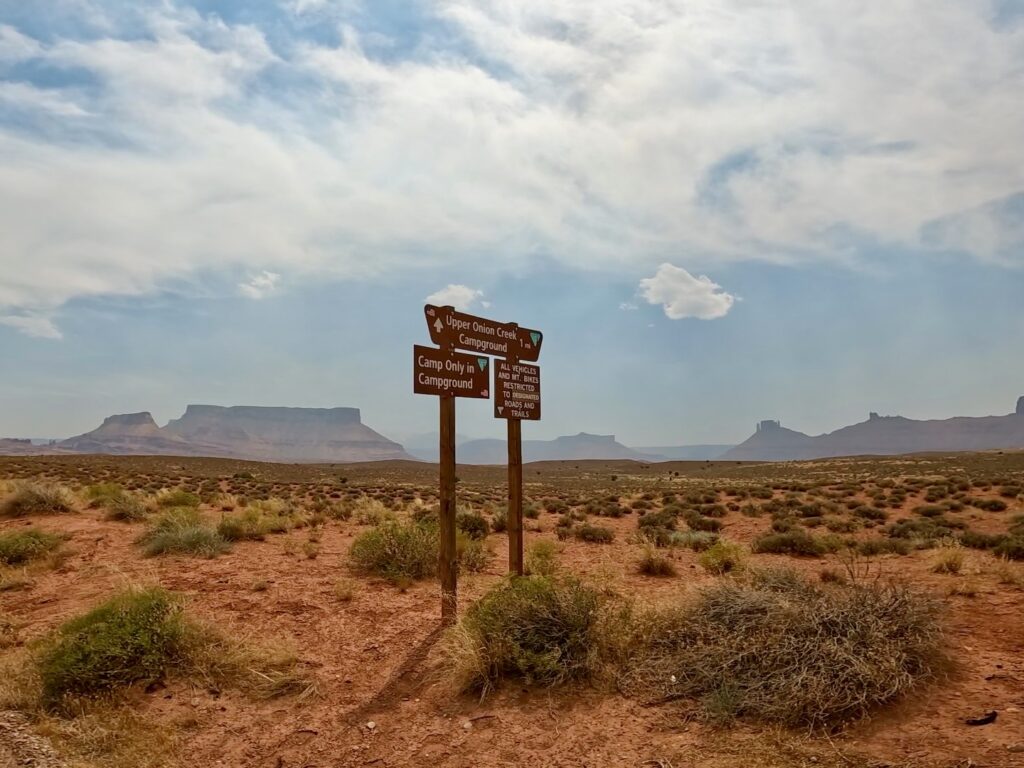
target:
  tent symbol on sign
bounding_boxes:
[477,358,488,371]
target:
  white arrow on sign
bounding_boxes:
[498,406,504,414]
[434,318,443,333]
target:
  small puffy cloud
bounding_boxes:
[426,284,485,311]
[638,263,736,320]
[0,313,62,339]
[238,271,281,299]
[619,301,638,311]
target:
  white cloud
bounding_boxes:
[0,2,1022,336]
[619,302,638,311]
[426,284,485,311]
[238,271,281,299]
[0,314,62,339]
[639,263,736,320]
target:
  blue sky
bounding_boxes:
[1,1,1023,446]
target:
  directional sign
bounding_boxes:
[494,359,541,421]
[414,345,490,398]
[424,305,543,362]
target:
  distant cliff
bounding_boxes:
[724,399,1024,461]
[53,405,411,463]
[457,433,650,464]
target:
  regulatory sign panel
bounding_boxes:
[424,304,543,362]
[413,345,490,398]
[494,359,541,420]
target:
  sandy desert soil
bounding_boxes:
[0,452,1023,767]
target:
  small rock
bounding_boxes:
[462,721,472,731]
[965,710,998,726]
[366,721,376,731]
[1008,744,1024,754]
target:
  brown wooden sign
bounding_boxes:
[424,304,543,362]
[413,345,490,399]
[494,360,541,421]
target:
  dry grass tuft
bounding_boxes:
[612,568,948,727]
[0,482,76,517]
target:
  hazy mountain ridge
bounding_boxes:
[453,433,647,464]
[724,397,1024,461]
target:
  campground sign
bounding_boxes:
[413,304,544,621]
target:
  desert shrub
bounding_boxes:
[490,508,508,533]
[410,505,438,524]
[444,576,600,694]
[888,517,963,541]
[525,540,559,576]
[348,519,438,580]
[857,538,911,557]
[638,548,676,577]
[672,531,719,551]
[853,505,888,522]
[523,503,541,520]
[457,532,493,573]
[216,509,291,542]
[0,528,62,566]
[574,523,614,544]
[685,512,723,533]
[999,486,1021,499]
[752,530,840,558]
[958,530,1006,550]
[930,545,965,575]
[824,516,860,533]
[0,483,76,517]
[975,498,1008,512]
[638,510,676,531]
[914,505,946,518]
[456,511,490,540]
[614,569,947,727]
[137,508,229,558]
[33,587,312,713]
[82,483,125,508]
[993,536,1024,561]
[104,492,148,522]
[699,539,746,574]
[155,489,200,509]
[37,587,189,709]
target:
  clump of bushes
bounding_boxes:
[456,532,493,573]
[0,528,63,566]
[137,508,229,558]
[574,523,614,543]
[37,587,189,710]
[28,587,313,713]
[614,568,947,727]
[752,530,841,558]
[974,498,1008,512]
[104,492,148,522]
[456,511,490,540]
[525,540,559,576]
[216,508,292,542]
[348,519,438,580]
[0,483,76,517]
[994,536,1024,561]
[442,567,947,729]
[443,576,601,694]
[857,538,911,556]
[155,489,200,509]
[672,531,719,552]
[638,548,676,577]
[699,539,746,574]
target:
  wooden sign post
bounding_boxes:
[413,341,489,622]
[415,305,543,617]
[494,358,541,575]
